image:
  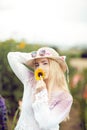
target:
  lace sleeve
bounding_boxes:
[32,90,73,129]
[7,52,33,84]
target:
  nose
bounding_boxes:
[38,65,43,69]
[38,63,44,69]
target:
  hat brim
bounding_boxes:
[26,56,68,72]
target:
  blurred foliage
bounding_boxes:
[0,39,87,130]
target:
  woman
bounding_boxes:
[7,47,73,130]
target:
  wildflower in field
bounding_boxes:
[83,84,87,99]
[0,95,8,130]
[71,73,83,88]
[17,42,26,49]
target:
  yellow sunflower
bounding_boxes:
[34,68,45,80]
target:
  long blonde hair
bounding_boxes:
[48,59,70,121]
[48,59,69,92]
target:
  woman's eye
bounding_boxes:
[35,63,39,67]
[43,62,48,65]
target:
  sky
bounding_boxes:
[0,0,87,48]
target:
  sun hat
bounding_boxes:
[27,47,69,73]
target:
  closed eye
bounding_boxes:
[43,62,48,65]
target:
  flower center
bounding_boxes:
[38,72,43,77]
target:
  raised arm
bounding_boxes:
[32,89,73,129]
[7,52,34,84]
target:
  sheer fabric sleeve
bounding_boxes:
[32,89,73,129]
[7,52,33,84]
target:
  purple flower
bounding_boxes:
[0,95,8,130]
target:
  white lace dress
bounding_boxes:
[7,52,73,130]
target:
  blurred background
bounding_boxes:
[0,0,87,130]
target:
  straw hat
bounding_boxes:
[27,47,68,72]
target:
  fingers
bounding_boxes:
[40,76,43,81]
[35,87,44,94]
[35,79,46,90]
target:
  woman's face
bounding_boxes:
[34,58,50,80]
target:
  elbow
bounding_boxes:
[64,95,73,115]
[7,52,14,61]
[34,113,49,129]
[66,95,73,113]
[66,95,73,115]
[38,122,49,129]
[7,52,19,62]
[35,116,47,129]
[69,94,73,106]
[7,52,18,65]
[38,119,55,129]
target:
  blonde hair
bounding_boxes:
[48,59,69,92]
[48,59,70,121]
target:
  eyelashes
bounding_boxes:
[34,62,48,68]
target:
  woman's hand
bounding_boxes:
[32,79,48,103]
[35,78,46,94]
